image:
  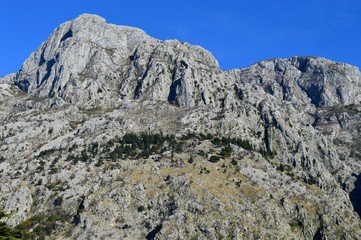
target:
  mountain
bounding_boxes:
[1,14,361,239]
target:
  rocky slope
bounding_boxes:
[1,14,361,239]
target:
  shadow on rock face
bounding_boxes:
[349,173,361,218]
[145,224,162,240]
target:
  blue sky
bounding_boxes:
[1,0,360,76]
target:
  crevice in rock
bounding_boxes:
[313,226,324,240]
[201,91,207,105]
[297,58,309,73]
[168,79,181,105]
[280,80,290,101]
[336,87,344,104]
[129,47,139,61]
[134,80,143,99]
[302,84,323,107]
[60,29,73,42]
[145,224,162,240]
[72,197,85,226]
[15,79,30,92]
[262,114,272,154]
[36,69,41,86]
[41,58,56,85]
[266,84,274,96]
[49,76,60,97]
[180,60,189,69]
[39,51,46,66]
[349,173,361,218]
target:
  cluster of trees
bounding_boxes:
[36,131,273,167]
[15,211,69,239]
[66,149,90,164]
[47,132,272,170]
[207,134,275,159]
[179,132,254,152]
[0,210,33,239]
[106,133,182,160]
[66,131,271,165]
[210,136,253,151]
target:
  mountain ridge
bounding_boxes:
[1,14,361,239]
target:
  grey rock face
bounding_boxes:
[1,14,361,239]
[13,14,219,108]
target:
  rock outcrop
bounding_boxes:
[1,14,361,239]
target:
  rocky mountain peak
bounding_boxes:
[240,56,361,108]
[2,14,361,240]
[10,14,219,108]
[72,13,106,24]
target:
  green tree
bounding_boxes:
[209,155,221,163]
[0,210,33,239]
[220,145,233,158]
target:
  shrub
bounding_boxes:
[220,145,232,158]
[0,210,33,239]
[16,211,69,239]
[180,132,197,141]
[80,150,90,162]
[209,155,221,163]
[53,196,63,207]
[38,148,57,158]
[89,142,99,156]
[211,137,221,146]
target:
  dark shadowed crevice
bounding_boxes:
[145,224,162,240]
[266,84,274,96]
[336,87,344,103]
[41,59,56,85]
[349,173,361,219]
[15,79,30,92]
[49,76,60,97]
[129,47,139,61]
[39,51,46,66]
[313,227,323,240]
[297,57,309,73]
[168,79,181,105]
[36,69,41,86]
[201,91,207,105]
[302,85,323,107]
[72,197,85,226]
[134,80,142,99]
[60,29,73,42]
[262,114,272,154]
[280,81,290,101]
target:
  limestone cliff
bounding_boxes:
[1,14,361,239]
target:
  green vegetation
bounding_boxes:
[0,210,33,239]
[89,142,99,156]
[16,211,69,239]
[289,220,303,232]
[65,149,89,164]
[105,132,181,161]
[220,145,233,158]
[277,163,295,178]
[209,155,221,163]
[38,148,58,159]
[259,147,276,159]
[39,132,272,167]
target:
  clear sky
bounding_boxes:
[1,0,360,77]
